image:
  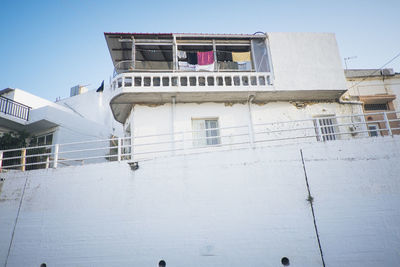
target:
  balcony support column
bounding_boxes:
[173,36,178,71]
[131,37,135,70]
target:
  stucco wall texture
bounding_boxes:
[0,136,399,267]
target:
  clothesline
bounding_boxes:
[134,48,251,54]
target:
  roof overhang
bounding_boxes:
[359,95,396,104]
[0,115,58,133]
[110,89,345,124]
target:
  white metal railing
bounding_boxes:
[1,111,399,172]
[111,71,272,91]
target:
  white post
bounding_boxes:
[315,118,323,141]
[173,36,178,71]
[45,156,50,169]
[53,144,59,169]
[21,148,26,172]
[247,95,255,148]
[360,113,368,137]
[0,151,3,171]
[117,137,122,162]
[383,112,393,136]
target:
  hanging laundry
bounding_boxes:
[179,61,196,71]
[218,61,238,70]
[196,63,215,72]
[177,50,187,59]
[217,51,233,62]
[232,51,251,62]
[187,52,198,64]
[197,51,214,65]
[237,61,252,71]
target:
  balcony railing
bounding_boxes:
[111,71,272,91]
[1,111,399,172]
[113,60,257,78]
[0,96,31,121]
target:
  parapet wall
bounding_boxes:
[0,136,399,267]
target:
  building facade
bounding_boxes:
[106,32,363,159]
[344,68,400,136]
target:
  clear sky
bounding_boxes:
[0,0,399,101]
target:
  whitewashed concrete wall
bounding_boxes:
[130,101,364,158]
[1,136,399,266]
[57,88,122,137]
[268,33,347,91]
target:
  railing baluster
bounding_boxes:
[53,144,59,168]
[383,112,393,136]
[117,137,122,162]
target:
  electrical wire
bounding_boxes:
[347,51,400,90]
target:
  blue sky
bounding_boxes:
[1,0,399,101]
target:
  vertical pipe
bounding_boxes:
[53,144,59,168]
[247,95,255,147]
[171,96,176,154]
[129,107,135,161]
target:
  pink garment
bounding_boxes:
[197,51,214,65]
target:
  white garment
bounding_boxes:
[179,61,196,71]
[237,61,252,71]
[196,63,215,71]
[177,50,187,59]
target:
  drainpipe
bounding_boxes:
[171,96,176,154]
[129,107,135,161]
[247,95,255,147]
[339,97,365,136]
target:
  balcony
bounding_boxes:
[0,96,31,121]
[110,71,274,123]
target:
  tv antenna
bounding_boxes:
[344,56,357,70]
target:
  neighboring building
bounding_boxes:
[344,68,400,136]
[0,87,122,168]
[105,32,361,159]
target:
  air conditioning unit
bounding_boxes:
[381,68,395,76]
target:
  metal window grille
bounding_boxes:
[364,103,388,111]
[315,117,337,141]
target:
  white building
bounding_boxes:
[0,86,121,169]
[344,68,400,136]
[105,32,365,159]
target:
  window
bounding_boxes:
[364,103,389,111]
[192,119,220,146]
[314,116,337,141]
[35,133,53,146]
[368,124,379,137]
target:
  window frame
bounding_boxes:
[191,118,221,147]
